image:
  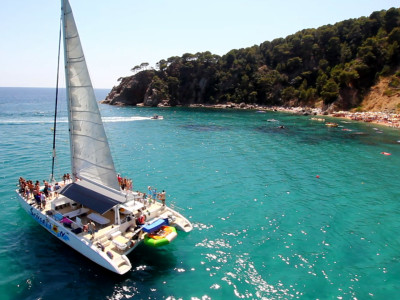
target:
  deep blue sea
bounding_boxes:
[1,87,400,300]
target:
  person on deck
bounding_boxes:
[40,192,46,209]
[24,184,30,199]
[52,182,60,197]
[136,210,146,225]
[43,181,49,198]
[18,177,26,194]
[158,190,166,206]
[117,174,122,186]
[121,177,126,190]
[27,180,34,199]
[33,190,41,207]
[88,222,96,239]
[35,181,40,194]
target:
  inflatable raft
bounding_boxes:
[144,226,177,247]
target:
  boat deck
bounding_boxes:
[18,185,191,274]
[29,192,166,240]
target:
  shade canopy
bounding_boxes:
[142,218,168,233]
[59,181,126,214]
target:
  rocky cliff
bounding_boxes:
[101,8,400,112]
[101,70,156,106]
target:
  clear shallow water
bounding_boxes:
[1,87,400,299]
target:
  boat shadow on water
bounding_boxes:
[18,210,179,270]
[13,219,181,298]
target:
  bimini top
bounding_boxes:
[59,180,126,214]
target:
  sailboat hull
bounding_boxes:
[16,191,132,274]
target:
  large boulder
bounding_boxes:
[101,70,155,106]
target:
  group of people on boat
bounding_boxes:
[117,174,133,190]
[18,177,67,209]
[18,173,167,213]
[127,188,166,207]
[146,186,166,206]
[116,174,166,206]
[62,173,71,184]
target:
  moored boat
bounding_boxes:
[325,122,338,127]
[310,117,325,122]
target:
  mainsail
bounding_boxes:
[61,0,119,191]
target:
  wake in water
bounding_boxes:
[0,116,152,125]
[103,116,152,123]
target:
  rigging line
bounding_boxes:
[51,15,63,183]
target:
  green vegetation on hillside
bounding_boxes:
[106,7,400,110]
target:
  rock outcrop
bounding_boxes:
[101,70,155,106]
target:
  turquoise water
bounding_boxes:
[1,87,400,299]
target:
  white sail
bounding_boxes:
[61,0,119,190]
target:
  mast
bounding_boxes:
[61,0,75,180]
[51,15,63,183]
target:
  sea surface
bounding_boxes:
[1,87,400,300]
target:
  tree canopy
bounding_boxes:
[108,7,400,110]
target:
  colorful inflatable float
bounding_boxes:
[142,218,178,247]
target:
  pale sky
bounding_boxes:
[1,0,399,89]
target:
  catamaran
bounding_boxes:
[16,0,192,275]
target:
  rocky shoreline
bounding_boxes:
[185,102,400,129]
[106,98,400,129]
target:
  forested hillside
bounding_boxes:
[103,7,400,112]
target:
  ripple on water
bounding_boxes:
[2,92,400,299]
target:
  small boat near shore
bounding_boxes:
[310,117,325,122]
[151,114,164,120]
[325,122,338,127]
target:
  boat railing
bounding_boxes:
[121,255,130,265]
[51,197,74,210]
[91,220,135,244]
[145,205,167,220]
[166,202,186,214]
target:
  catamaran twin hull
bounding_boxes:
[16,187,192,275]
